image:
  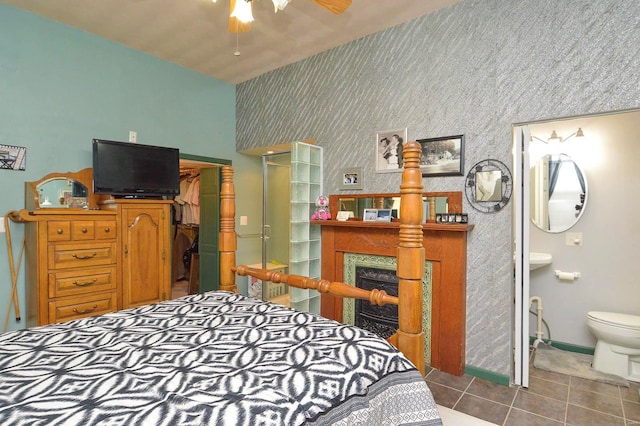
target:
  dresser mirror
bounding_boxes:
[530,153,587,233]
[26,168,99,210]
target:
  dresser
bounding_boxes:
[23,210,119,325]
[19,169,171,327]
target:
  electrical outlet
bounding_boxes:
[129,131,137,143]
[0,221,5,233]
[240,216,248,226]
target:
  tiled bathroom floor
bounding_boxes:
[426,350,640,425]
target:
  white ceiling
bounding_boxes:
[2,0,460,84]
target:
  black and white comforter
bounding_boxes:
[0,291,442,425]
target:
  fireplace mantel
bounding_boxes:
[312,219,473,376]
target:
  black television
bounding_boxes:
[92,139,180,198]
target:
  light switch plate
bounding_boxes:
[566,232,582,246]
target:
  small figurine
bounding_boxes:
[311,195,331,220]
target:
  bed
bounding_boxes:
[0,141,442,425]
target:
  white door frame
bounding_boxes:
[513,125,531,387]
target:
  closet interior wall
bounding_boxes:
[172,165,202,298]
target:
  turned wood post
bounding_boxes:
[219,165,238,293]
[396,141,426,375]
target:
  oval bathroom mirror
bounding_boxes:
[36,178,89,209]
[530,153,587,233]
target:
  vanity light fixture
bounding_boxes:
[531,128,585,144]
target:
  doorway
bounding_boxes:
[171,155,231,299]
[258,152,291,304]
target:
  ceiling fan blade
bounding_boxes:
[229,0,251,33]
[312,0,352,15]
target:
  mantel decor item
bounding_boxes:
[436,213,469,224]
[376,128,408,173]
[339,167,363,190]
[465,159,513,213]
[363,208,378,222]
[416,135,464,177]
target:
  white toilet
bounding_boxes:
[586,311,640,382]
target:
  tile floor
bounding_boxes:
[426,350,640,425]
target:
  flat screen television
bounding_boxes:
[92,139,180,198]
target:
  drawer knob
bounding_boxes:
[57,229,64,235]
[81,228,88,233]
[73,305,97,314]
[72,278,98,287]
[72,252,97,260]
[104,227,110,233]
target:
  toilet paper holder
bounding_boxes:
[554,270,581,281]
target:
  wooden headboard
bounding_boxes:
[218,141,426,374]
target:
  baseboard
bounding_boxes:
[529,336,595,355]
[463,339,595,388]
[464,365,510,386]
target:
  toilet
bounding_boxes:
[586,311,640,382]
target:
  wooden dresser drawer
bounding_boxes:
[48,292,117,323]
[48,241,117,270]
[71,221,96,240]
[47,220,117,242]
[95,220,116,239]
[48,266,117,298]
[47,221,71,242]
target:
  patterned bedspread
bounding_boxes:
[0,291,442,425]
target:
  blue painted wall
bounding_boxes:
[0,5,262,332]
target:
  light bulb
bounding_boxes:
[231,0,254,23]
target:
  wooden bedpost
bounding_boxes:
[219,165,238,293]
[396,141,426,375]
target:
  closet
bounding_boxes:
[171,157,229,299]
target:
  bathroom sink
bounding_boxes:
[530,252,552,270]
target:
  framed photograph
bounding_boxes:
[416,134,464,177]
[376,209,392,222]
[376,128,408,173]
[339,167,363,190]
[336,211,352,221]
[363,208,378,222]
[0,144,26,171]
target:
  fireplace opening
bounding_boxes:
[355,266,398,339]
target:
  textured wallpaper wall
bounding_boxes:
[237,0,640,376]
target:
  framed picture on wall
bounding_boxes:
[339,167,363,190]
[0,144,26,171]
[416,135,464,177]
[376,128,408,173]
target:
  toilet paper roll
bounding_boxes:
[556,271,575,281]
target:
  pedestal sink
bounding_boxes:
[530,252,552,270]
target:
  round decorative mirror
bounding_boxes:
[530,153,587,233]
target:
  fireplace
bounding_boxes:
[343,253,432,365]
[354,266,399,339]
[313,219,471,376]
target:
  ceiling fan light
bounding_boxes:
[231,0,254,23]
[271,0,291,12]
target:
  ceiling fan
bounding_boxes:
[226,0,353,32]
